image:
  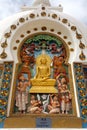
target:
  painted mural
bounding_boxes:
[74,63,87,120]
[0,62,13,121]
[0,65,3,89]
[14,34,72,115]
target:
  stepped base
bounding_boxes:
[30,86,58,93]
[30,79,57,93]
[4,116,82,128]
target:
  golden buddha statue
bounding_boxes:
[34,54,50,80]
[30,52,58,93]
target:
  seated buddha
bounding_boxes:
[34,55,50,81]
[30,52,58,93]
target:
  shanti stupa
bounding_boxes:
[0,0,87,128]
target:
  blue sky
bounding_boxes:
[0,0,87,25]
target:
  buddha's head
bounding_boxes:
[40,56,47,65]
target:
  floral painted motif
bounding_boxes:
[74,63,87,120]
[0,62,13,121]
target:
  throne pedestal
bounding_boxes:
[30,79,58,93]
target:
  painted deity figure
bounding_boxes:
[53,56,66,79]
[65,92,72,114]
[37,94,50,113]
[48,94,60,114]
[57,75,71,114]
[58,77,67,114]
[16,73,30,113]
[61,78,71,114]
[27,94,42,114]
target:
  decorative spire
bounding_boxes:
[57,4,63,12]
[20,0,63,12]
[33,0,51,6]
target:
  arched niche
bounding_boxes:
[10,33,77,117]
[10,18,75,64]
[18,33,69,63]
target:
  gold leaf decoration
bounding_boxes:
[0,90,8,96]
[82,108,87,115]
[80,99,87,106]
[78,82,85,89]
[79,90,86,97]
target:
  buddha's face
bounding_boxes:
[40,57,47,64]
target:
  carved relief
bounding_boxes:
[13,34,73,115]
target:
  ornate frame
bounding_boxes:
[17,32,70,63]
[10,33,77,117]
[5,32,81,128]
[73,62,87,120]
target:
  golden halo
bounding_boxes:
[36,53,52,66]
